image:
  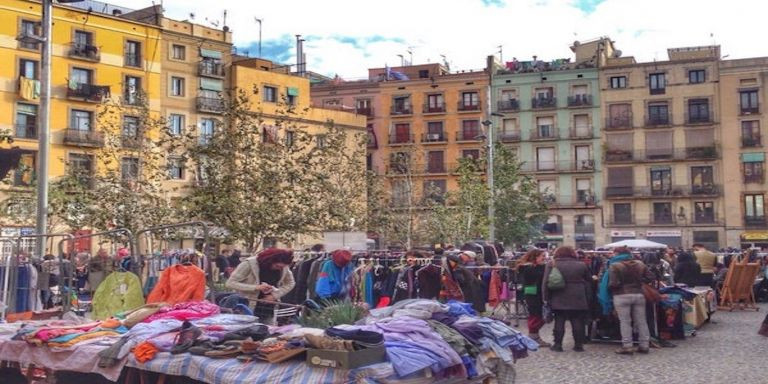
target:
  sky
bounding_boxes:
[113,0,767,79]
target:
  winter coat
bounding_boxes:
[225,256,296,307]
[542,255,592,311]
[315,260,353,300]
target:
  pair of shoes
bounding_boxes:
[615,347,634,355]
[573,345,585,352]
[636,347,650,354]
[536,339,552,348]
[171,321,202,354]
[549,344,564,352]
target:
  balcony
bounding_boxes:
[497,99,520,112]
[605,114,633,130]
[390,104,413,116]
[743,173,764,184]
[685,112,712,125]
[425,163,448,174]
[605,186,634,198]
[742,136,762,148]
[422,132,447,144]
[531,97,557,109]
[68,43,100,62]
[457,101,481,112]
[575,223,596,233]
[745,216,767,227]
[423,103,446,114]
[569,127,593,139]
[645,114,671,127]
[690,184,720,196]
[740,105,760,115]
[692,213,719,225]
[14,124,37,140]
[567,95,592,107]
[121,136,141,149]
[124,53,142,68]
[498,131,521,142]
[196,96,225,114]
[648,186,687,197]
[604,149,634,163]
[356,107,374,117]
[67,83,110,103]
[63,129,104,147]
[650,87,666,95]
[609,215,635,226]
[530,128,559,141]
[519,160,594,173]
[198,61,225,78]
[456,130,482,142]
[685,145,717,159]
[650,213,676,225]
[388,133,414,145]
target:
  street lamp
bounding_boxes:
[16,0,84,258]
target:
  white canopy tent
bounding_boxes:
[601,239,668,249]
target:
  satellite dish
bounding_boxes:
[613,50,622,58]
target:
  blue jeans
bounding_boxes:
[614,293,650,349]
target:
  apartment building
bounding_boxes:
[489,42,605,249]
[719,57,768,248]
[600,46,723,249]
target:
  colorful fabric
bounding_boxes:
[147,264,206,305]
[133,341,158,363]
[91,271,145,320]
[142,301,219,323]
[315,260,353,299]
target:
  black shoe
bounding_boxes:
[573,345,585,352]
[550,344,564,352]
[636,347,650,354]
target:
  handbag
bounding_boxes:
[642,283,662,303]
[546,261,566,290]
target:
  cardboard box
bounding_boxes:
[306,346,387,370]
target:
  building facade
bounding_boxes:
[600,46,723,249]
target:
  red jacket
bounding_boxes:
[147,264,206,304]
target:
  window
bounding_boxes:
[501,118,519,140]
[645,131,673,159]
[70,110,92,131]
[263,86,277,102]
[740,90,759,114]
[19,20,40,50]
[262,125,278,144]
[355,99,371,115]
[613,203,632,224]
[124,40,142,67]
[742,120,761,147]
[607,166,634,197]
[389,180,407,205]
[647,102,669,125]
[460,92,479,109]
[743,159,764,184]
[124,76,141,105]
[392,96,411,114]
[576,178,592,203]
[70,67,92,85]
[691,166,714,194]
[390,152,410,174]
[500,89,518,101]
[535,87,553,100]
[461,120,480,140]
[19,59,38,80]
[69,154,93,180]
[367,124,377,149]
[462,149,481,160]
[316,135,327,148]
[536,116,555,139]
[653,202,673,224]
[608,103,631,129]
[649,73,665,94]
[122,116,139,139]
[170,76,185,97]
[575,145,592,170]
[285,87,298,105]
[745,194,765,225]
[199,118,215,145]
[121,157,139,181]
[538,180,557,203]
[418,70,429,79]
[168,157,184,180]
[171,44,185,60]
[689,70,706,84]
[392,123,411,144]
[72,30,95,59]
[15,103,37,139]
[610,76,627,89]
[687,99,710,123]
[650,167,672,196]
[536,147,555,171]
[694,202,715,223]
[426,151,445,173]
[169,114,185,136]
[285,131,295,147]
[425,121,444,142]
[423,180,447,203]
[426,94,444,112]
[573,114,590,137]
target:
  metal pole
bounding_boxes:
[256,18,262,58]
[486,84,495,243]
[36,0,53,259]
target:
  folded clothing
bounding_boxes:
[142,301,219,323]
[134,341,158,363]
[326,327,384,344]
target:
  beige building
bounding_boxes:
[719,57,768,248]
[600,46,723,249]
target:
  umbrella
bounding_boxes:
[601,239,668,249]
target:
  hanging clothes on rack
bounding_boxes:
[91,271,144,320]
[146,263,206,305]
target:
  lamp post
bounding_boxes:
[481,119,495,243]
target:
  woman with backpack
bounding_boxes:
[542,246,592,352]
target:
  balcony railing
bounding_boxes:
[650,213,676,225]
[449,161,486,173]
[390,104,412,115]
[68,43,100,61]
[569,127,593,139]
[196,96,225,113]
[63,129,104,147]
[605,186,634,198]
[742,136,762,148]
[685,112,712,124]
[497,99,520,112]
[567,95,592,107]
[691,184,720,196]
[740,104,759,115]
[609,215,635,226]
[745,216,767,227]
[645,114,670,127]
[650,87,666,95]
[530,128,559,141]
[743,173,764,184]
[604,149,634,163]
[198,61,225,77]
[605,114,633,130]
[422,132,447,143]
[532,97,557,109]
[519,160,595,173]
[456,130,482,142]
[124,53,142,68]
[356,107,374,117]
[457,101,481,111]
[66,83,110,102]
[425,163,447,174]
[498,131,521,142]
[693,214,718,225]
[605,147,719,163]
[388,133,414,145]
[423,103,446,114]
[575,223,595,233]
[685,145,718,159]
[14,124,37,139]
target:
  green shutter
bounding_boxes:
[742,152,765,162]
[287,87,299,96]
[200,48,222,59]
[200,78,223,91]
[17,103,37,115]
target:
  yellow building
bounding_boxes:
[719,57,768,248]
[600,46,723,249]
[0,0,162,231]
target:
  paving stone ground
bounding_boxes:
[513,304,766,384]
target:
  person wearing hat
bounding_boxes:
[226,248,296,323]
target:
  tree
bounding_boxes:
[177,89,366,251]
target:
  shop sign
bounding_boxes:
[741,231,768,241]
[610,230,635,237]
[1,228,20,237]
[19,228,35,236]
[646,230,681,237]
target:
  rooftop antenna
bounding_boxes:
[406,46,414,65]
[397,54,404,67]
[189,12,195,20]
[497,45,503,63]
[222,10,227,29]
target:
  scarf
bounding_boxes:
[598,253,632,315]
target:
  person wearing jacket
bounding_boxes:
[693,243,717,287]
[315,249,354,300]
[517,249,551,347]
[609,246,656,355]
[674,251,701,287]
[543,246,592,352]
[226,248,296,323]
[445,252,485,313]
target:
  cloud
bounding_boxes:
[113,0,768,78]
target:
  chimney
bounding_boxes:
[296,35,303,76]
[112,9,122,16]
